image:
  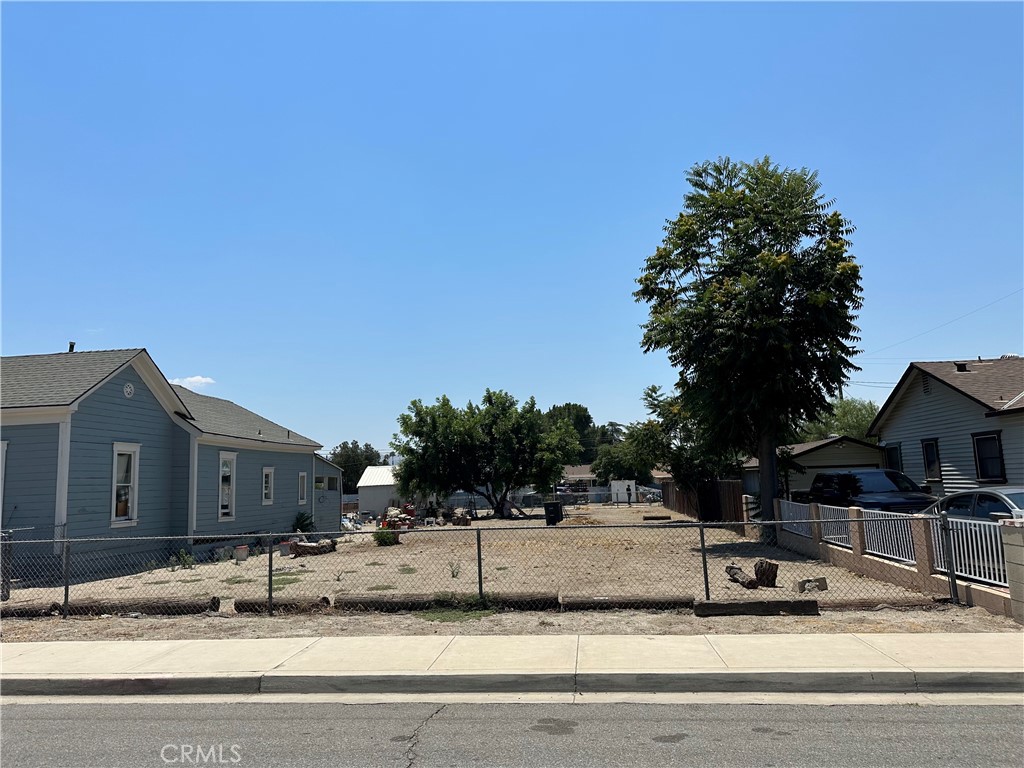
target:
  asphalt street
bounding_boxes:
[2,701,1022,768]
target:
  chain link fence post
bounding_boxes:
[939,511,960,604]
[0,531,11,602]
[265,535,274,616]
[698,521,711,601]
[62,537,71,618]
[476,528,485,602]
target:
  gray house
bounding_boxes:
[867,357,1024,496]
[0,348,340,552]
[742,436,883,496]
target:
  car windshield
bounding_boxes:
[849,471,922,494]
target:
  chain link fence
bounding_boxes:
[0,513,1007,618]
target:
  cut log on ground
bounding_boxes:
[289,539,337,557]
[725,564,759,589]
[235,595,332,613]
[754,559,779,587]
[47,596,221,616]
[694,599,820,617]
[558,594,695,611]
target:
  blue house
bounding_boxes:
[0,348,341,554]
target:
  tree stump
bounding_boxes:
[754,559,779,587]
[725,564,758,589]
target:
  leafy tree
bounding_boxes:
[797,397,878,443]
[635,157,863,524]
[326,441,383,494]
[392,390,582,514]
[544,403,598,463]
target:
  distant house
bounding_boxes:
[742,436,883,496]
[0,348,336,553]
[356,465,401,516]
[866,357,1024,495]
[561,464,672,489]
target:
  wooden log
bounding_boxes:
[289,540,336,557]
[725,564,758,589]
[234,595,332,613]
[754,559,779,587]
[0,602,57,618]
[46,596,221,616]
[558,594,695,611]
[694,599,820,617]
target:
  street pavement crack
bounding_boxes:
[405,703,446,768]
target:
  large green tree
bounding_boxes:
[635,157,863,523]
[326,440,383,494]
[797,397,879,443]
[392,390,582,515]
[589,421,662,486]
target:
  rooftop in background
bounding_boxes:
[357,465,397,488]
[743,436,881,469]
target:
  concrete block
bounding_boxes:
[792,577,828,593]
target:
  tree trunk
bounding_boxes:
[758,430,777,521]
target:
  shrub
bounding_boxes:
[373,530,400,547]
[293,510,315,533]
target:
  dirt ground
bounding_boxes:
[2,604,1020,644]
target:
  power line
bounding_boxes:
[864,288,1022,355]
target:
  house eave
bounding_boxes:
[196,434,321,453]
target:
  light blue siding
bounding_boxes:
[194,444,317,535]
[0,422,58,536]
[313,456,342,531]
[67,365,184,545]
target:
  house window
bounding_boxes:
[921,439,942,481]
[262,467,275,505]
[314,475,325,490]
[884,443,903,472]
[972,431,1006,482]
[219,452,237,520]
[327,476,339,492]
[111,442,141,526]
[298,472,308,505]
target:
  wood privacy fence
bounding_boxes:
[662,480,744,522]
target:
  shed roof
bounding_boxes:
[742,436,880,469]
[357,465,397,488]
[172,385,320,448]
[1,349,147,408]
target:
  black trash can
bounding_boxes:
[543,501,564,526]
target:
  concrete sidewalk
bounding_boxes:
[2,633,1022,697]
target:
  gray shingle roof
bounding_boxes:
[172,385,321,448]
[914,357,1024,411]
[742,436,881,469]
[1,349,144,408]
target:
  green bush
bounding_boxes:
[293,510,315,533]
[372,530,400,547]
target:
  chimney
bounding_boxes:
[68,341,76,353]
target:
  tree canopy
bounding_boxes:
[797,397,879,443]
[325,440,383,494]
[392,390,582,513]
[542,403,621,463]
[635,157,863,521]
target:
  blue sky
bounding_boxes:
[3,2,1022,454]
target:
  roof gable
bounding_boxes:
[1,349,145,408]
[869,356,1024,435]
[357,465,397,487]
[742,435,880,469]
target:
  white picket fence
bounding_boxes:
[931,517,1008,587]
[862,509,916,563]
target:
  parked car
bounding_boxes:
[797,469,937,513]
[924,487,1024,522]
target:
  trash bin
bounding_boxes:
[543,501,564,526]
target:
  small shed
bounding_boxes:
[742,436,883,496]
[356,465,402,516]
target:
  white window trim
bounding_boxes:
[218,451,238,522]
[111,442,141,528]
[298,471,308,505]
[0,441,7,515]
[262,467,275,506]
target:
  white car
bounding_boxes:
[925,487,1024,522]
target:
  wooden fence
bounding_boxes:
[661,479,744,522]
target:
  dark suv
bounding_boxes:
[799,469,937,513]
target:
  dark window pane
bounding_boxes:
[975,494,1010,519]
[974,435,1004,479]
[944,495,974,516]
[922,440,941,479]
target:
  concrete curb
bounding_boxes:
[4,669,1020,696]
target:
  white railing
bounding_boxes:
[931,517,1008,587]
[863,509,916,563]
[778,500,811,537]
[819,504,852,548]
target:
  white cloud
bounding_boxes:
[170,375,216,391]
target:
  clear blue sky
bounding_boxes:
[3,2,1022,453]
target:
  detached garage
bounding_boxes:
[742,436,883,496]
[356,465,403,516]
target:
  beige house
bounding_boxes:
[742,436,883,496]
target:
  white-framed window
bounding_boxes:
[219,451,238,521]
[298,471,308,505]
[262,467,275,505]
[111,442,141,527]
